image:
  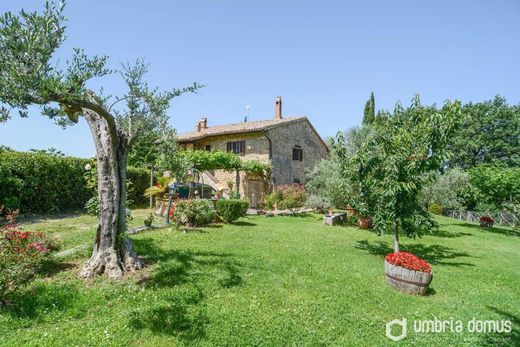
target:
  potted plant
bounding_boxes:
[345,205,358,217]
[144,213,154,227]
[479,215,494,228]
[356,205,371,229]
[384,252,433,295]
[357,216,372,229]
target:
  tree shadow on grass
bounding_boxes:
[288,212,313,218]
[16,212,85,225]
[232,220,257,227]
[355,240,474,267]
[1,282,82,320]
[179,228,209,234]
[129,285,209,342]
[457,222,520,238]
[134,237,244,289]
[480,306,520,347]
[178,224,223,233]
[429,229,473,239]
[130,238,244,340]
[39,258,77,277]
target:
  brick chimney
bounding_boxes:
[274,96,282,120]
[195,117,207,132]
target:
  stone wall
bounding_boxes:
[187,132,270,197]
[181,119,328,205]
[267,120,329,185]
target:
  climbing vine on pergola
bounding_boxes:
[178,150,270,191]
[179,150,270,174]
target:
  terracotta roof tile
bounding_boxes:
[177,116,307,143]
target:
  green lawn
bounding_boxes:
[1,211,519,346]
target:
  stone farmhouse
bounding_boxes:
[177,97,329,207]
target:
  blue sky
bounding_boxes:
[1,0,519,158]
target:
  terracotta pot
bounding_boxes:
[384,260,433,295]
[357,217,372,229]
[346,206,358,217]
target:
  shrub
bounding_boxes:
[84,197,100,216]
[428,203,443,215]
[385,252,432,273]
[264,185,308,211]
[347,215,359,226]
[173,199,215,227]
[228,190,241,199]
[216,199,249,223]
[305,155,350,208]
[305,195,332,213]
[127,167,150,207]
[0,208,50,302]
[475,202,500,212]
[0,151,90,214]
[468,166,520,209]
[419,168,469,210]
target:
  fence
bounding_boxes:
[444,209,518,229]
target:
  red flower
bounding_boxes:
[385,252,432,273]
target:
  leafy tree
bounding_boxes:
[127,129,161,167]
[29,147,65,157]
[0,2,199,278]
[336,96,462,252]
[0,145,14,153]
[468,165,520,209]
[362,92,375,125]
[305,156,347,208]
[305,128,370,208]
[448,96,520,168]
[419,168,469,210]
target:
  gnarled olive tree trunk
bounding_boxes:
[80,110,143,278]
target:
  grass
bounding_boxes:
[1,211,519,346]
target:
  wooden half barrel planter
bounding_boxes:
[384,260,433,295]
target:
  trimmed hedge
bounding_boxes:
[0,152,90,213]
[127,167,150,207]
[215,199,249,223]
[0,152,151,214]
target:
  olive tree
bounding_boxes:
[418,168,469,210]
[0,2,199,278]
[336,96,463,253]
